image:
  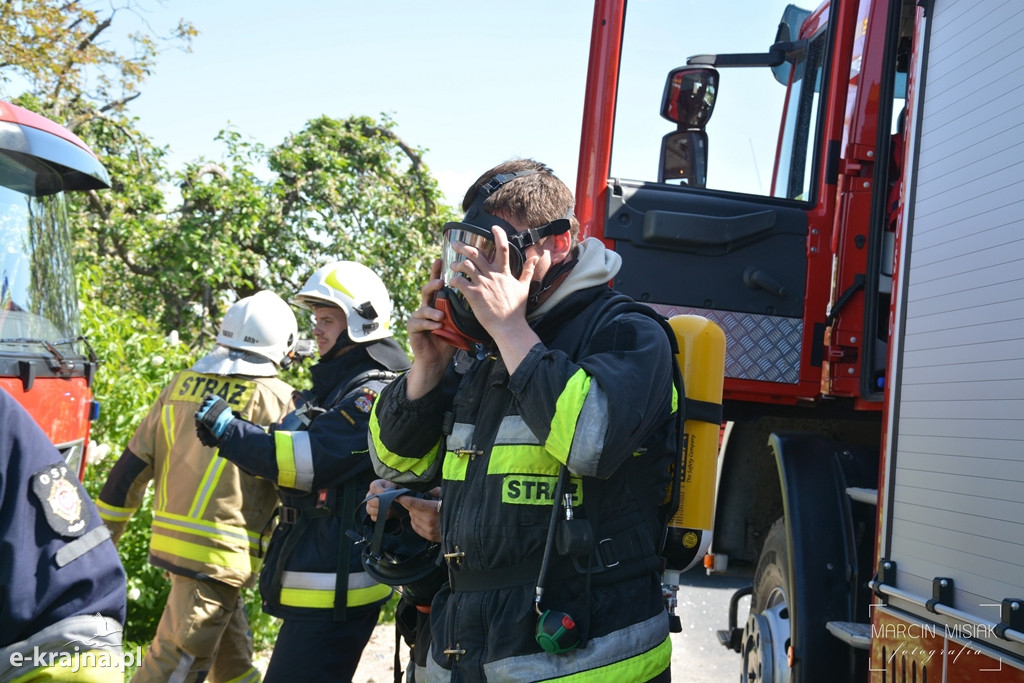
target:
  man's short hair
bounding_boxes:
[462,159,580,243]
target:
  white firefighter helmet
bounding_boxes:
[191,290,298,377]
[292,261,394,343]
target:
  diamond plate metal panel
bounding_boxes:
[650,304,803,384]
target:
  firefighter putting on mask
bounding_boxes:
[369,160,680,682]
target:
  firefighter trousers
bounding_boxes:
[132,574,261,683]
[262,605,379,683]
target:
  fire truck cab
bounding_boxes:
[0,101,110,479]
[575,0,1024,680]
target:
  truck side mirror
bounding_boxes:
[659,130,708,187]
[660,66,719,129]
[659,66,717,187]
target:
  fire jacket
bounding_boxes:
[369,239,678,682]
[97,370,295,587]
[215,339,411,621]
[0,388,126,680]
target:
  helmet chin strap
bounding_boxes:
[322,331,356,360]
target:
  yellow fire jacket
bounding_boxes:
[97,369,296,588]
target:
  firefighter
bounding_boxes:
[368,160,678,682]
[0,388,127,682]
[194,262,411,683]
[97,290,299,683]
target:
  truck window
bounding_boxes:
[773,29,825,200]
[0,153,80,349]
[611,0,812,199]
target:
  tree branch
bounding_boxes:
[360,123,437,216]
[68,107,148,168]
[76,15,113,54]
[86,189,109,221]
[98,92,141,113]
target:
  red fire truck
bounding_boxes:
[0,101,110,480]
[575,0,1024,680]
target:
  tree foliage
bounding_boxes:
[0,0,196,121]
[4,0,457,653]
[69,112,449,350]
[4,1,452,351]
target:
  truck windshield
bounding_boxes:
[0,154,82,354]
[611,0,814,198]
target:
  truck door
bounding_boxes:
[579,0,830,403]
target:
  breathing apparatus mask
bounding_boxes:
[349,488,446,607]
[432,171,572,353]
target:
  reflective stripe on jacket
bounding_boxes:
[278,570,392,609]
[0,613,125,682]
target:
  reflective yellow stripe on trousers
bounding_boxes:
[278,570,392,609]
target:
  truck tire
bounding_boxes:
[741,517,791,683]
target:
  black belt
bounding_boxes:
[279,505,337,524]
[446,526,656,592]
[448,558,543,593]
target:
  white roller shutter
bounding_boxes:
[883,0,1024,627]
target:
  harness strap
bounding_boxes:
[323,370,402,411]
[271,487,350,615]
[269,510,312,607]
[333,478,358,621]
[686,397,723,425]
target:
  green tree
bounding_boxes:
[0,0,196,122]
[75,113,449,349]
[4,0,454,656]
[3,2,452,351]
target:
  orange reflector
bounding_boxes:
[703,554,715,569]
[788,645,795,668]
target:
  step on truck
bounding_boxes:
[574,0,1024,680]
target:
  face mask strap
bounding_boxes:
[508,217,572,252]
[463,170,574,251]
[476,170,541,199]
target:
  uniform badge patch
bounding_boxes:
[354,388,377,414]
[31,464,90,537]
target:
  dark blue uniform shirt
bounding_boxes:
[0,388,126,647]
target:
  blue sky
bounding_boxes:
[118,0,795,204]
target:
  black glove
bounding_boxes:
[194,394,235,447]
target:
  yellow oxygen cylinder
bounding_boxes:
[663,315,726,574]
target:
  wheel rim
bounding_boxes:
[741,588,790,683]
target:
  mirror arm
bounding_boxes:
[687,39,807,69]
